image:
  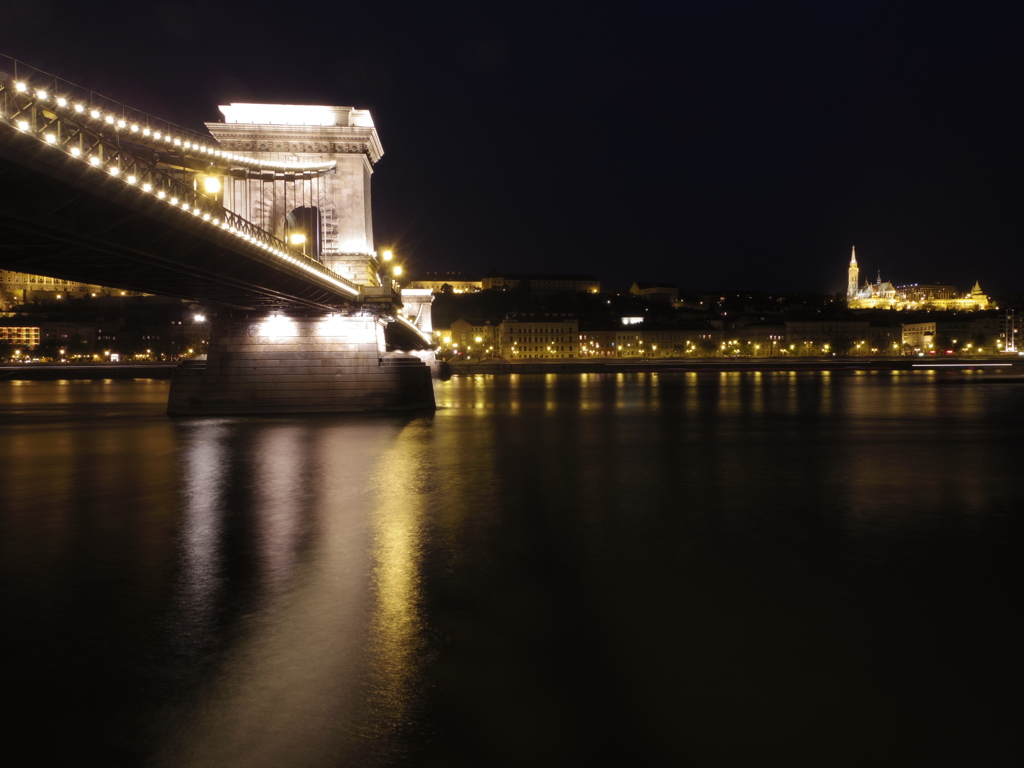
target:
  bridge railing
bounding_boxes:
[0,54,215,149]
[0,77,363,301]
[0,55,335,176]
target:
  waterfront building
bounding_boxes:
[733,323,787,355]
[0,325,40,348]
[448,318,499,358]
[39,322,98,353]
[845,247,991,310]
[723,319,904,356]
[579,322,722,358]
[902,316,1002,353]
[499,313,578,359]
[783,319,870,355]
[1000,312,1020,353]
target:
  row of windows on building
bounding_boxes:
[0,273,73,284]
[0,327,41,346]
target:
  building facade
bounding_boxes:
[579,324,722,357]
[0,269,118,310]
[446,318,499,358]
[499,313,578,359]
[0,325,40,349]
[408,272,482,293]
[902,317,1003,353]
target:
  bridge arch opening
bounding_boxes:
[286,206,322,261]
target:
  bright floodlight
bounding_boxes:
[382,250,393,261]
[289,233,306,246]
[219,103,369,127]
[203,176,221,194]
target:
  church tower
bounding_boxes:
[847,246,859,300]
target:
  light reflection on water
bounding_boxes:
[155,417,426,767]
[1,372,1023,766]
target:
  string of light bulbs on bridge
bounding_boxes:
[2,79,360,300]
[11,80,335,174]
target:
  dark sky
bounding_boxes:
[4,1,1023,293]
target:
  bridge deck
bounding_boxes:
[0,124,365,311]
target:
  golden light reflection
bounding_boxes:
[472,374,489,413]
[579,372,600,411]
[641,371,661,410]
[508,374,520,413]
[784,370,799,415]
[821,369,833,413]
[161,418,420,765]
[684,371,700,414]
[715,371,744,414]
[366,420,429,733]
[615,372,627,410]
[545,372,558,411]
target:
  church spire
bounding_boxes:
[847,245,860,301]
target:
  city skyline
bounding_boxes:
[2,2,1022,294]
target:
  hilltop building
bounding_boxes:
[629,282,679,303]
[845,247,991,311]
[0,269,128,310]
[482,270,600,295]
[407,272,482,293]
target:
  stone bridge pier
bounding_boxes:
[168,312,433,415]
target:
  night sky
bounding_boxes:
[3,1,1023,293]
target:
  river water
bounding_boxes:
[1,371,1022,766]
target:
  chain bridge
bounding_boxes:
[0,56,435,414]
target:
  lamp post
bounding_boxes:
[379,249,403,293]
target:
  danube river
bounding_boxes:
[1,371,1022,766]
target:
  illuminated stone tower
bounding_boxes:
[847,246,859,300]
[207,104,384,286]
[167,104,436,416]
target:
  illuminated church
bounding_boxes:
[845,247,991,311]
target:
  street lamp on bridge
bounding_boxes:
[378,249,404,292]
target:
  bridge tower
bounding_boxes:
[166,103,435,415]
[207,104,384,285]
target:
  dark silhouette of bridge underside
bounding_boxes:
[0,127,362,311]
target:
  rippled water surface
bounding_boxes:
[1,372,1022,766]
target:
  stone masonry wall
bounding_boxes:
[168,314,434,415]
